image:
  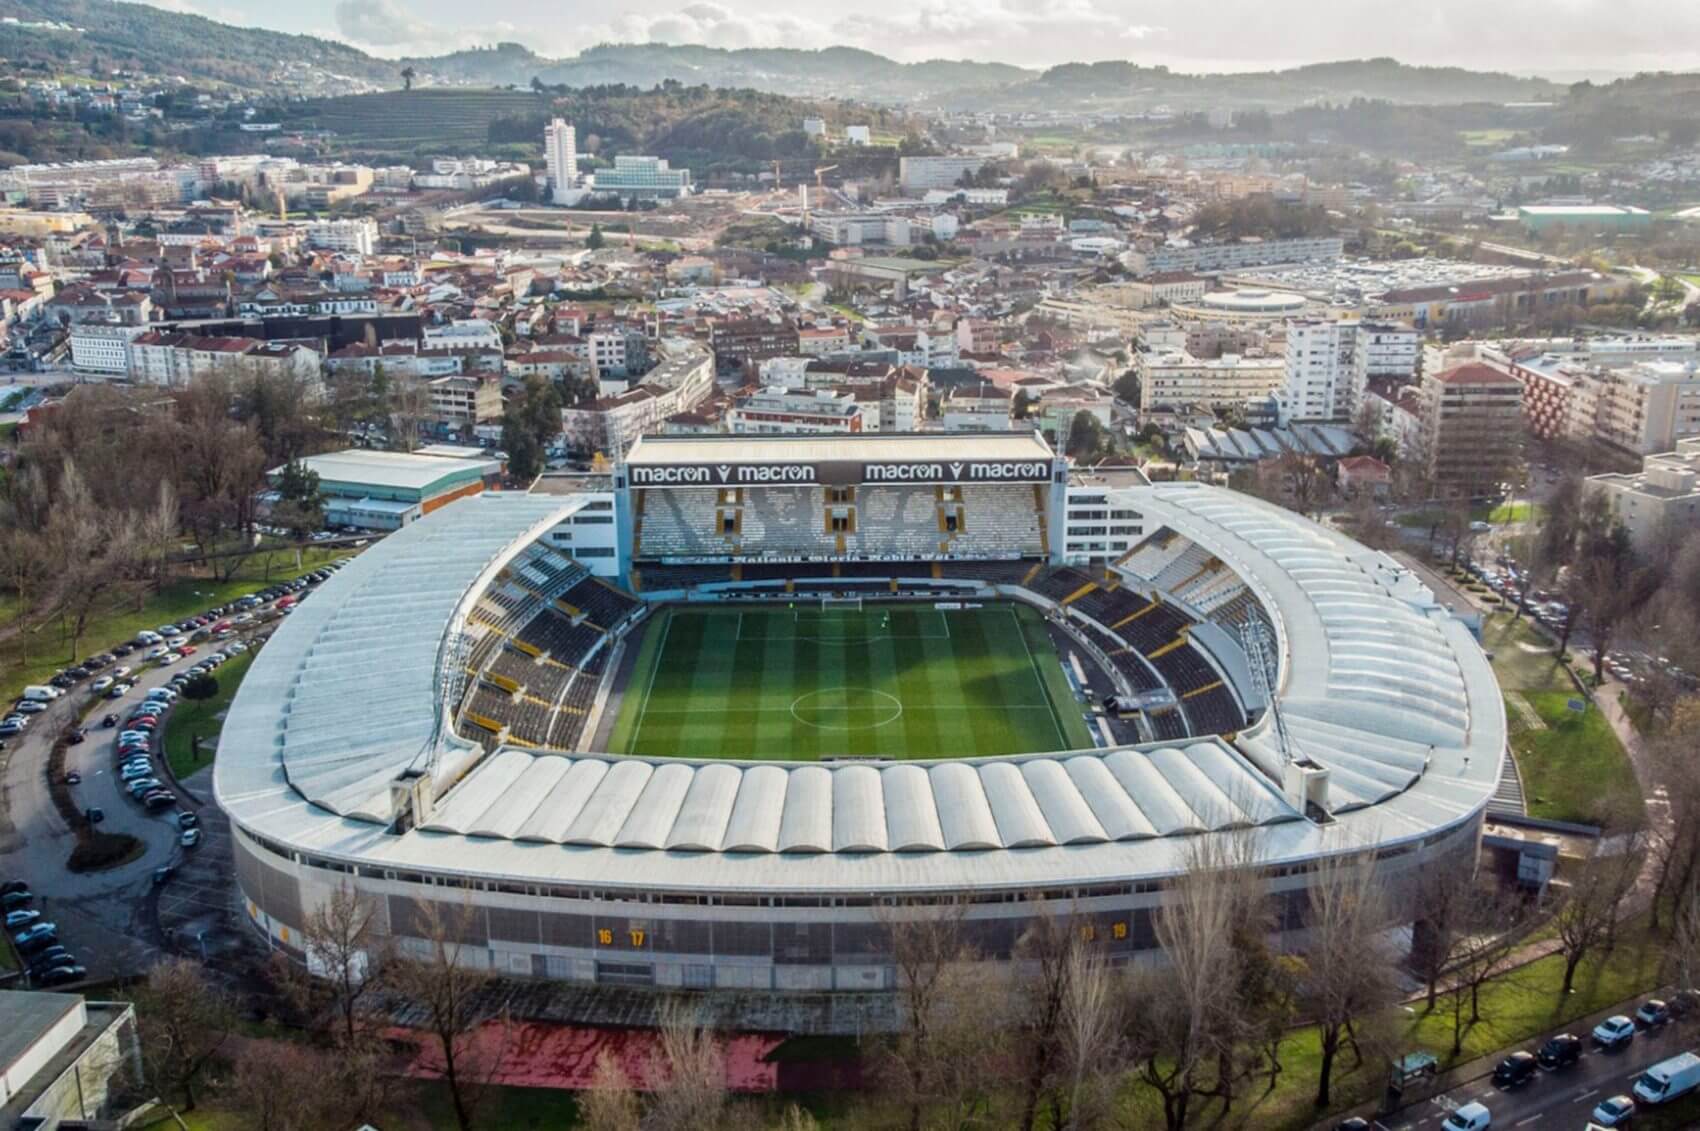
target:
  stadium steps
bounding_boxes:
[485,672,522,694]
[510,638,542,658]
[1111,602,1160,630]
[1060,581,1097,606]
[1148,635,1188,660]
[1182,679,1224,700]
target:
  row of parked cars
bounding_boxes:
[4,881,84,986]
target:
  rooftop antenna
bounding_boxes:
[1239,616,1291,769]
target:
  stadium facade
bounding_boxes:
[217,432,1503,997]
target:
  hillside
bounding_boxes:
[285,85,918,170]
[0,0,1634,112]
[0,0,390,90]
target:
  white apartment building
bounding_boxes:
[898,156,988,193]
[729,387,865,434]
[812,213,912,247]
[1134,236,1344,276]
[545,118,579,204]
[802,118,827,137]
[303,218,377,256]
[1139,351,1285,414]
[798,326,852,356]
[846,125,872,146]
[1585,438,1700,551]
[1282,319,1355,422]
[1353,322,1422,399]
[69,320,144,375]
[424,319,503,353]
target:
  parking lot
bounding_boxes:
[0,559,348,987]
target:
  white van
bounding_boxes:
[20,686,60,702]
[135,630,163,646]
[1634,1051,1700,1105]
[1441,1102,1490,1131]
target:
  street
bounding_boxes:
[1372,1019,1691,1130]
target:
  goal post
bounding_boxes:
[820,594,863,612]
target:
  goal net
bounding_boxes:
[820,594,864,611]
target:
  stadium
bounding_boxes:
[216,431,1504,1002]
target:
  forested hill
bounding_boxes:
[0,0,1628,111]
[0,0,391,89]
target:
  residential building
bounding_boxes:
[426,373,504,428]
[898,156,988,193]
[729,387,865,434]
[560,342,713,456]
[1133,236,1344,276]
[68,320,145,375]
[1352,321,1422,400]
[302,218,377,256]
[1418,362,1525,497]
[1585,438,1700,551]
[710,318,799,372]
[545,118,580,204]
[798,325,852,356]
[812,213,912,247]
[1283,319,1355,422]
[1139,350,1285,414]
[846,125,872,146]
[941,382,1014,431]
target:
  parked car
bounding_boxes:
[26,945,70,971]
[14,922,56,945]
[1593,1015,1637,1049]
[0,722,24,738]
[100,713,119,728]
[1,881,29,897]
[1,891,31,911]
[180,827,201,848]
[1440,1101,1491,1131]
[5,909,39,929]
[35,964,86,986]
[12,700,44,715]
[143,792,176,810]
[84,807,103,824]
[1492,1051,1537,1088]
[176,811,199,829]
[90,676,113,693]
[65,728,85,745]
[1636,999,1671,1028]
[1591,1094,1636,1126]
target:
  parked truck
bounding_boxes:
[1632,1051,1700,1105]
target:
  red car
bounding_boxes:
[178,645,196,656]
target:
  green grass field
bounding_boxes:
[606,602,1095,760]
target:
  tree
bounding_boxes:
[1554,846,1639,997]
[1300,851,1398,1108]
[129,957,237,1113]
[578,1050,640,1131]
[1127,837,1246,1130]
[271,457,325,540]
[388,898,509,1131]
[401,66,417,91]
[1060,935,1122,1131]
[226,1039,383,1131]
[1009,913,1077,1131]
[586,222,606,250]
[297,883,389,1046]
[1444,888,1526,1054]
[1065,410,1111,461]
[645,998,729,1131]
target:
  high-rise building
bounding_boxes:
[1418,362,1524,497]
[1282,319,1354,423]
[544,118,579,204]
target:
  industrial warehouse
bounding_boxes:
[215,432,1504,1006]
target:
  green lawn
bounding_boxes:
[606,602,1095,760]
[1480,614,1642,826]
[0,548,346,704]
[163,650,256,778]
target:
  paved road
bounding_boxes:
[0,634,267,983]
[1372,1019,1691,1131]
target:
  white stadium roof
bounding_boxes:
[215,483,1504,897]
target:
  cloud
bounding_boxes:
[825,0,1160,61]
[332,0,526,56]
[599,2,831,52]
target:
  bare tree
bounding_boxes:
[1554,847,1640,997]
[1126,837,1245,1130]
[1646,703,1700,932]
[645,998,729,1131]
[1445,888,1527,1054]
[1009,912,1078,1131]
[1300,851,1398,1109]
[298,883,391,1045]
[875,901,1005,1131]
[1409,867,1476,1011]
[1060,935,1123,1131]
[578,1050,640,1131]
[388,898,508,1131]
[226,1038,386,1131]
[129,957,237,1113]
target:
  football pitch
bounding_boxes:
[604,602,1096,760]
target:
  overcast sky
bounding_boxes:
[162,0,1700,75]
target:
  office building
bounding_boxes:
[898,156,988,193]
[591,156,693,201]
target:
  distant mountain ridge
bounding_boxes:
[0,0,1641,110]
